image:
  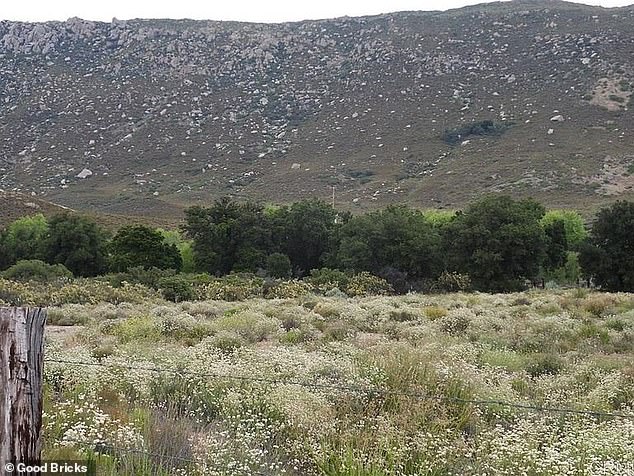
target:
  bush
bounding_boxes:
[323,321,353,341]
[307,268,350,293]
[209,310,281,343]
[197,275,264,301]
[425,306,448,320]
[156,312,214,341]
[438,311,471,336]
[104,315,161,343]
[0,279,40,306]
[208,331,245,352]
[47,305,91,326]
[389,309,420,322]
[434,271,472,292]
[108,266,176,289]
[266,253,292,279]
[3,260,72,282]
[48,280,159,305]
[583,294,617,317]
[158,276,195,302]
[526,353,564,378]
[264,279,312,299]
[344,272,393,297]
[378,267,411,294]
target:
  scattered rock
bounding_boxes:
[76,168,93,179]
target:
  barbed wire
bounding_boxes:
[44,358,634,420]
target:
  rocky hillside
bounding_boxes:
[1,0,633,218]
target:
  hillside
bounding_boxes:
[0,190,180,229]
[0,190,72,227]
[1,0,633,218]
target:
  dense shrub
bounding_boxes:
[307,268,350,292]
[48,280,160,305]
[434,271,472,293]
[108,266,176,289]
[526,353,564,378]
[0,279,40,306]
[344,272,393,297]
[266,253,292,279]
[2,260,72,282]
[158,276,195,302]
[209,310,281,343]
[47,305,91,326]
[197,275,264,301]
[264,279,312,299]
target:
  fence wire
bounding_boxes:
[45,358,634,420]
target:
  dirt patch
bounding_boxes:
[573,155,634,195]
[590,77,632,111]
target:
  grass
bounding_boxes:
[41,288,634,475]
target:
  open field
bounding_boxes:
[39,288,634,475]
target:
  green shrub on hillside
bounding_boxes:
[3,260,72,282]
[441,120,510,145]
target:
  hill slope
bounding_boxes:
[1,0,633,217]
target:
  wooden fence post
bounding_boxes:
[0,307,47,467]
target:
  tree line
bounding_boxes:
[0,195,632,293]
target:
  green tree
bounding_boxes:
[109,225,182,272]
[0,214,49,267]
[269,199,342,276]
[337,205,442,280]
[579,201,634,291]
[543,219,568,271]
[159,229,195,273]
[183,197,272,275]
[44,213,107,277]
[541,210,587,250]
[444,195,547,292]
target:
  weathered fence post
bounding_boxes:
[0,307,47,467]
